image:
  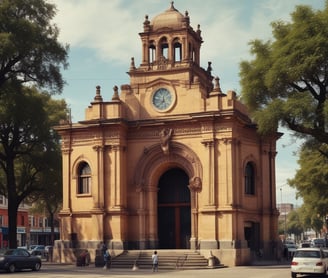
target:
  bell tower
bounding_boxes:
[140,2,202,69]
[124,2,215,120]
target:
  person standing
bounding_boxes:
[152,251,158,272]
[101,242,107,256]
[101,243,110,269]
[104,248,111,269]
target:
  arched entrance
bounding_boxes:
[244,221,261,253]
[157,168,191,249]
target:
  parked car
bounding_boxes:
[44,245,53,261]
[30,245,48,260]
[299,241,311,248]
[284,243,298,260]
[310,238,326,247]
[17,246,28,250]
[0,248,41,273]
[31,245,45,252]
[25,245,38,253]
[45,245,53,252]
[291,247,328,278]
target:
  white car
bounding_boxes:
[291,247,328,278]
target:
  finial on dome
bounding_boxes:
[214,76,222,93]
[130,57,136,70]
[143,15,150,32]
[207,61,212,74]
[94,85,103,102]
[112,85,120,101]
[183,10,190,27]
[167,1,178,11]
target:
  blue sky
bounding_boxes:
[50,0,325,205]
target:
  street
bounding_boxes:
[0,263,320,278]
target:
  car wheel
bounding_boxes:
[32,262,41,271]
[291,272,296,278]
[8,263,15,273]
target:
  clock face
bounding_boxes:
[152,88,174,111]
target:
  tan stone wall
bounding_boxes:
[55,3,280,266]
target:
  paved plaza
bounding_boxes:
[1,261,292,278]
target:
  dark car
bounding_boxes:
[0,248,41,273]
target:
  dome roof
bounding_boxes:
[151,2,185,31]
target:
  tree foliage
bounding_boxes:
[286,210,303,239]
[0,0,68,248]
[0,85,68,248]
[27,135,63,245]
[288,144,328,222]
[0,0,69,94]
[240,1,328,146]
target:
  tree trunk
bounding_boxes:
[8,199,18,249]
[7,158,18,249]
[50,212,55,244]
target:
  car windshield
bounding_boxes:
[294,250,320,258]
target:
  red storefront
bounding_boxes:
[0,207,28,248]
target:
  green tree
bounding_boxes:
[0,86,68,248]
[240,2,328,147]
[288,144,328,235]
[286,210,303,241]
[0,0,68,94]
[297,205,314,239]
[28,141,63,245]
[278,219,286,236]
[0,0,68,249]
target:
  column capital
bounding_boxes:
[201,138,216,147]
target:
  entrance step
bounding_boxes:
[110,250,224,269]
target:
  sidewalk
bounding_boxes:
[44,259,291,268]
[251,259,291,266]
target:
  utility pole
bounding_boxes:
[280,188,286,240]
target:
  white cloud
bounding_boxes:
[51,0,324,72]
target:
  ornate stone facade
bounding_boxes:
[54,2,280,266]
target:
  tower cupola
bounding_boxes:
[137,1,203,71]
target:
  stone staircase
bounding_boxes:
[109,250,222,270]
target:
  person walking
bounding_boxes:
[101,243,111,269]
[152,250,158,272]
[104,248,111,269]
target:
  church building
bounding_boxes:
[55,2,281,266]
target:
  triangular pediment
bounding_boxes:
[145,78,179,90]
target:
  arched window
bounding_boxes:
[149,43,156,63]
[188,43,195,62]
[78,162,91,194]
[245,162,255,195]
[160,37,168,59]
[173,40,182,62]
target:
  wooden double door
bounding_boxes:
[157,168,191,249]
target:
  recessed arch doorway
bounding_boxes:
[157,168,191,249]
